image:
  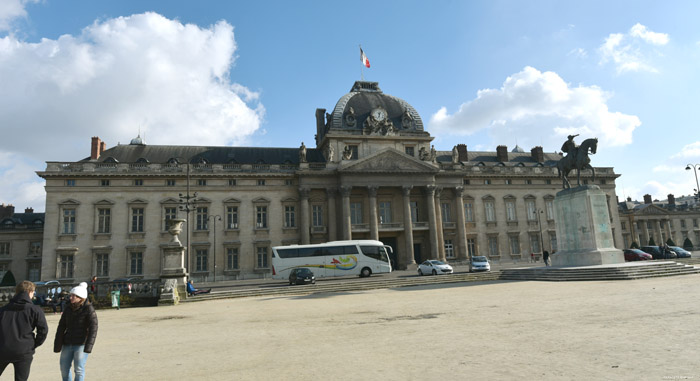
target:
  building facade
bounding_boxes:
[0,204,45,281]
[38,81,624,283]
[618,194,700,249]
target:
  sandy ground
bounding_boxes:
[12,274,700,380]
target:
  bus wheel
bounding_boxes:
[360,267,371,277]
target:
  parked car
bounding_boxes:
[640,246,677,260]
[623,249,653,261]
[289,268,315,285]
[469,256,491,272]
[417,260,453,276]
[669,246,692,258]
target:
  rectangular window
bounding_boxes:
[647,221,653,230]
[131,208,144,232]
[505,179,512,185]
[405,146,414,156]
[96,253,109,277]
[509,235,520,255]
[312,205,324,227]
[62,209,76,234]
[27,262,41,282]
[526,200,537,221]
[546,200,554,220]
[285,179,294,186]
[351,202,363,225]
[166,179,176,186]
[484,201,495,222]
[29,241,42,256]
[226,247,239,270]
[545,179,552,185]
[379,202,392,224]
[349,145,359,160]
[530,234,541,253]
[196,249,208,272]
[97,208,111,233]
[60,254,74,278]
[441,203,451,223]
[468,238,477,257]
[284,206,296,228]
[227,206,239,229]
[100,179,110,186]
[464,202,474,222]
[197,179,207,186]
[444,240,454,258]
[488,236,499,257]
[257,179,266,186]
[256,206,267,228]
[228,179,237,186]
[130,252,143,275]
[484,179,491,185]
[164,207,177,230]
[257,246,269,268]
[621,222,627,230]
[505,201,517,221]
[526,179,532,185]
[196,207,208,230]
[463,179,470,185]
[66,179,76,186]
[0,242,9,256]
[410,201,418,223]
[681,220,686,229]
[134,179,143,186]
[694,219,698,228]
[549,232,558,252]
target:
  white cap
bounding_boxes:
[70,282,88,299]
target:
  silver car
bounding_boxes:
[469,256,491,272]
[417,260,453,276]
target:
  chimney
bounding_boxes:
[25,207,34,214]
[100,141,106,155]
[496,145,508,162]
[668,194,676,205]
[91,136,102,160]
[0,203,15,219]
[456,144,468,162]
[530,146,544,163]
[627,197,632,202]
[643,194,652,204]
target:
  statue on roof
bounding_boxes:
[299,142,307,163]
[430,145,437,162]
[452,146,459,164]
[324,144,334,163]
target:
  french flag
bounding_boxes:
[360,48,370,68]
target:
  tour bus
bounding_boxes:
[271,240,392,280]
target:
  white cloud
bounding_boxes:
[0,153,45,211]
[568,47,587,58]
[428,66,640,150]
[0,0,32,31]
[671,141,700,160]
[0,12,264,210]
[598,23,669,74]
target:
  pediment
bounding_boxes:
[636,204,668,216]
[339,148,439,174]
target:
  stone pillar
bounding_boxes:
[402,186,415,268]
[368,186,379,241]
[340,186,352,240]
[327,188,337,241]
[299,187,310,244]
[426,185,440,259]
[455,186,468,261]
[434,187,445,261]
[160,219,187,305]
[655,220,664,244]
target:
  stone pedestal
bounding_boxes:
[551,185,624,266]
[159,218,188,305]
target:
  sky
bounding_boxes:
[1,0,700,212]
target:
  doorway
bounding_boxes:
[413,243,422,263]
[381,237,398,270]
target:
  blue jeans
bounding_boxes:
[60,345,89,381]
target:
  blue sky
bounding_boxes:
[1,0,700,212]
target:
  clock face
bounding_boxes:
[372,108,387,121]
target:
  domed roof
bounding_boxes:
[511,145,525,153]
[327,81,424,133]
[130,134,146,145]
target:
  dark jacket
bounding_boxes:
[53,299,98,353]
[0,292,48,361]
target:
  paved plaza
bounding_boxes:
[20,274,700,380]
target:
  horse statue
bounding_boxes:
[556,137,598,189]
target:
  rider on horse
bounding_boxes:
[561,134,579,159]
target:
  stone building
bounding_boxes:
[0,204,45,281]
[37,81,624,283]
[618,194,700,249]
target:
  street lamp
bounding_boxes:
[208,214,222,282]
[536,208,545,255]
[178,163,199,275]
[686,164,700,203]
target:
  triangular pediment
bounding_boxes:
[339,148,439,174]
[635,204,669,216]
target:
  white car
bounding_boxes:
[469,256,491,272]
[417,260,453,276]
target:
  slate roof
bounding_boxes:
[0,212,45,228]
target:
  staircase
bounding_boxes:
[500,261,700,281]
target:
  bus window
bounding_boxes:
[276,248,299,258]
[360,245,389,262]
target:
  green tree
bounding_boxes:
[666,237,676,247]
[683,238,694,251]
[648,237,656,246]
[630,241,640,249]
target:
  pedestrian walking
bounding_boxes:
[0,280,49,381]
[54,282,98,381]
[543,250,550,266]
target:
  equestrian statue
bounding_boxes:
[556,134,598,189]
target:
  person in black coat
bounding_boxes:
[54,282,98,381]
[0,280,49,381]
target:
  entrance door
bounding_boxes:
[381,237,398,270]
[413,244,422,264]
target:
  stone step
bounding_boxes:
[500,262,700,281]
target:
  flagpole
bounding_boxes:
[359,44,364,81]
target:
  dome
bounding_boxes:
[130,134,146,145]
[511,145,525,153]
[326,81,425,134]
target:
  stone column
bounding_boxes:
[368,186,379,241]
[402,186,415,268]
[340,186,352,240]
[455,186,468,261]
[656,220,664,244]
[426,185,440,259]
[299,187,310,244]
[434,187,445,261]
[327,188,337,241]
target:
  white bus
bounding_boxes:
[271,240,392,279]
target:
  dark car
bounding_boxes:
[669,246,692,258]
[289,268,315,285]
[623,249,653,261]
[640,246,677,260]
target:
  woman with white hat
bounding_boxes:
[53,282,98,381]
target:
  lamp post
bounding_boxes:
[208,214,222,282]
[686,164,700,203]
[536,208,545,254]
[178,163,199,276]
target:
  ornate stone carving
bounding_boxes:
[326,187,338,198]
[452,146,459,164]
[167,218,186,244]
[340,186,352,197]
[299,142,307,163]
[298,187,310,199]
[401,109,414,129]
[163,278,177,293]
[344,107,356,127]
[342,145,353,160]
[455,186,464,198]
[363,114,397,136]
[402,186,413,196]
[419,147,429,161]
[367,186,378,198]
[324,144,334,163]
[425,185,436,197]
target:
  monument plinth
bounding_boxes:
[159,219,188,305]
[551,185,624,266]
